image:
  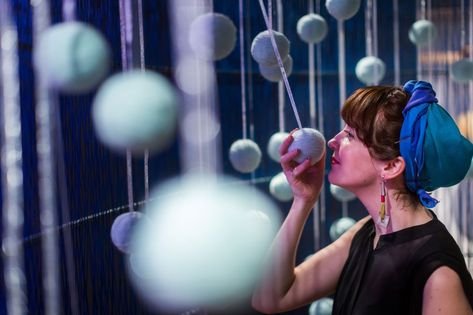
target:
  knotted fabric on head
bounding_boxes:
[400,80,473,208]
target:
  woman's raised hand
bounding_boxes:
[279,130,326,204]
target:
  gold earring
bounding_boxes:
[379,176,386,222]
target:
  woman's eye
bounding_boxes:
[344,130,354,139]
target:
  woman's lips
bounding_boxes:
[331,157,340,165]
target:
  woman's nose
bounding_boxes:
[328,137,338,150]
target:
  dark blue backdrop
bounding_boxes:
[0,0,420,314]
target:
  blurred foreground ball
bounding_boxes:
[111,211,143,254]
[297,14,328,44]
[355,56,386,85]
[330,217,356,241]
[450,59,473,83]
[330,184,356,202]
[409,20,437,47]
[325,0,361,21]
[128,174,281,309]
[34,22,111,93]
[287,128,326,165]
[189,13,237,61]
[92,70,177,153]
[269,172,293,202]
[259,55,293,82]
[251,30,290,66]
[309,298,334,315]
[229,139,262,173]
[466,157,473,178]
[267,131,289,162]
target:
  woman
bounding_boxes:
[251,81,473,315]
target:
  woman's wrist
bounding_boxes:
[292,196,317,211]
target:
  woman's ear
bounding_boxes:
[381,156,405,180]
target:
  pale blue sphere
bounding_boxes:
[269,172,293,202]
[189,13,237,61]
[287,128,326,165]
[34,22,111,93]
[267,131,289,162]
[466,157,473,178]
[450,59,473,83]
[92,70,178,153]
[251,30,290,66]
[330,184,356,202]
[297,14,328,44]
[229,139,262,173]
[309,298,334,315]
[330,217,356,241]
[355,56,386,85]
[111,211,143,254]
[259,55,293,82]
[409,20,437,47]
[325,0,361,21]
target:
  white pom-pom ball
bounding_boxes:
[297,14,328,44]
[329,217,356,241]
[34,22,111,93]
[309,298,334,315]
[259,55,293,82]
[251,30,290,66]
[287,128,326,165]
[409,19,437,47]
[128,174,281,309]
[189,13,237,61]
[466,157,473,178]
[229,139,262,173]
[110,211,143,254]
[267,131,289,162]
[325,0,361,21]
[92,70,177,153]
[355,56,386,85]
[450,59,473,83]
[269,172,293,202]
[330,184,356,202]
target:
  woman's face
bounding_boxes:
[327,125,380,191]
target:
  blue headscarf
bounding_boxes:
[400,80,473,208]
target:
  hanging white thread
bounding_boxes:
[239,0,247,139]
[393,0,401,86]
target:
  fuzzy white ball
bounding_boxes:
[259,55,293,82]
[269,172,293,202]
[34,22,111,93]
[330,184,356,202]
[355,56,386,85]
[309,298,334,315]
[229,139,262,173]
[409,19,437,47]
[267,131,289,162]
[329,217,356,241]
[92,70,177,153]
[251,30,290,66]
[297,14,328,44]
[287,128,326,165]
[128,174,281,309]
[325,0,361,21]
[450,59,473,83]
[189,13,237,61]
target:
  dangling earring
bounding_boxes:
[377,175,390,228]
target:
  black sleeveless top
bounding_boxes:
[332,213,473,315]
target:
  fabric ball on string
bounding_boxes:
[111,211,143,254]
[189,13,237,61]
[229,139,262,173]
[34,21,111,94]
[128,174,281,310]
[287,128,326,165]
[251,30,290,66]
[269,172,293,202]
[355,56,386,85]
[325,0,361,21]
[330,184,356,202]
[267,131,289,162]
[450,58,473,83]
[259,55,293,82]
[92,70,178,154]
[408,20,437,47]
[296,13,328,44]
[309,298,334,315]
[329,217,356,241]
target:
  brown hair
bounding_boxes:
[341,86,419,205]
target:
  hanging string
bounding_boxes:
[246,0,255,140]
[308,3,316,129]
[62,0,76,22]
[337,19,346,129]
[0,2,28,314]
[31,0,61,313]
[393,0,400,86]
[239,0,247,139]
[416,0,424,80]
[276,0,286,132]
[257,0,303,130]
[427,0,433,81]
[373,0,378,59]
[365,0,373,57]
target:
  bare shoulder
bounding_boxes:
[423,266,473,315]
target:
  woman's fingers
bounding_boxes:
[293,158,312,177]
[280,149,300,171]
[279,128,298,156]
